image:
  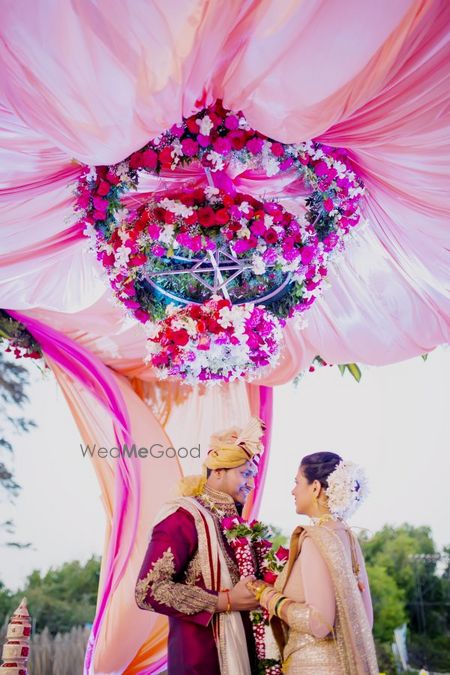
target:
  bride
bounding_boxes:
[248,451,379,674]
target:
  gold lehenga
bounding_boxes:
[270,525,379,674]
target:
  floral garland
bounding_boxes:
[76,99,365,383]
[93,185,336,324]
[145,297,282,384]
[222,515,289,675]
[0,311,43,361]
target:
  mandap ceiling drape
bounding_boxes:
[0,1,449,673]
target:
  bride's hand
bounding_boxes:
[246,579,268,597]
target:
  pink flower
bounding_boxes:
[213,137,232,155]
[170,124,184,138]
[233,239,253,254]
[300,246,315,265]
[181,138,199,157]
[141,148,158,169]
[246,137,264,154]
[197,134,211,148]
[134,309,149,323]
[222,516,240,530]
[270,142,285,157]
[123,299,141,309]
[275,546,289,562]
[323,198,334,212]
[279,157,294,171]
[93,196,108,213]
[263,570,278,585]
[250,220,266,236]
[314,160,329,177]
[224,115,239,130]
[147,223,162,239]
[77,192,90,209]
[151,244,166,257]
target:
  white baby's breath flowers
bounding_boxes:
[325,461,369,520]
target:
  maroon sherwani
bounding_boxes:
[135,485,257,674]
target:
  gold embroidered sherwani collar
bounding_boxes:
[196,485,239,518]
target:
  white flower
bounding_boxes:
[115,244,131,266]
[205,186,220,198]
[237,226,251,239]
[252,256,266,275]
[159,224,175,245]
[198,115,213,136]
[206,151,224,171]
[263,214,274,228]
[115,162,129,179]
[171,138,183,157]
[325,461,369,519]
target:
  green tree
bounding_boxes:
[361,524,450,671]
[365,563,406,642]
[0,348,37,546]
[2,557,100,634]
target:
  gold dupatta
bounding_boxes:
[272,525,378,675]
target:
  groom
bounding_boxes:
[135,417,265,675]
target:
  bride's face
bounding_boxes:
[291,466,318,515]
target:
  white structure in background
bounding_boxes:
[392,624,409,671]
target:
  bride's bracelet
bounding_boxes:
[259,586,278,609]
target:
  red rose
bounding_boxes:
[186,117,200,134]
[159,147,174,167]
[128,152,143,170]
[207,319,222,334]
[264,228,278,244]
[169,329,189,346]
[96,180,111,196]
[271,142,285,157]
[193,187,206,202]
[275,546,289,562]
[129,253,147,267]
[189,305,203,319]
[185,211,198,225]
[198,206,216,227]
[164,210,176,224]
[263,571,278,585]
[141,148,158,169]
[228,130,247,150]
[106,170,121,185]
[214,208,229,225]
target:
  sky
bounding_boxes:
[1,346,449,591]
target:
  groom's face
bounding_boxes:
[218,460,258,505]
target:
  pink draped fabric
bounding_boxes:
[1,1,449,672]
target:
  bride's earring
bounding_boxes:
[312,492,319,514]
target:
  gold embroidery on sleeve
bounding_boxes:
[136,547,217,615]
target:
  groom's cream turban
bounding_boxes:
[178,416,266,497]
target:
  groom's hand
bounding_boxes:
[228,576,259,611]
